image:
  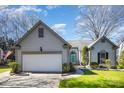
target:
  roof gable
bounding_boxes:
[68,40,93,50]
[16,20,71,47]
[88,36,118,49]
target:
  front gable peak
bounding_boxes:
[16,20,71,47]
[88,36,118,49]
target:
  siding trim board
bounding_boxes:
[22,51,62,54]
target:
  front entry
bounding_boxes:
[70,51,77,64]
[98,50,108,64]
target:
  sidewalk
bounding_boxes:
[62,65,84,79]
[0,71,10,84]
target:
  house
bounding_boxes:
[69,36,118,66]
[15,20,118,73]
[15,20,71,72]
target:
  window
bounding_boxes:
[98,50,109,64]
[38,28,44,38]
[101,38,105,43]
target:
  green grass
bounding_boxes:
[0,66,11,73]
[59,70,124,88]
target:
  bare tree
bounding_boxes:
[115,35,124,56]
[8,14,39,41]
[0,6,39,50]
[77,6,124,40]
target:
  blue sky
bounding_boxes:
[39,5,80,40]
[1,5,124,43]
[8,5,84,40]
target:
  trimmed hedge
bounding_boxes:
[62,63,70,72]
[90,62,98,69]
[8,62,20,73]
[62,63,75,72]
[110,66,117,69]
[105,59,111,70]
[99,64,107,68]
[117,65,124,69]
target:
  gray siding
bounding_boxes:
[16,24,69,68]
[90,39,116,66]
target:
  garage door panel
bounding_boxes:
[22,54,62,72]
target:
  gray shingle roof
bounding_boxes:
[88,36,118,48]
[16,20,71,47]
[68,40,93,50]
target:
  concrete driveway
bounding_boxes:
[0,73,62,88]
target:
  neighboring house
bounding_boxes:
[15,20,71,72]
[4,50,15,61]
[69,36,118,66]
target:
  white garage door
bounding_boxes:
[22,54,62,72]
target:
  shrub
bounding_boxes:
[62,63,75,72]
[62,63,70,72]
[118,50,124,69]
[70,63,75,72]
[111,66,117,69]
[8,62,19,73]
[99,64,107,68]
[105,59,111,70]
[82,46,88,66]
[117,65,124,69]
[90,62,98,69]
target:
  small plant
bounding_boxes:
[8,62,20,73]
[111,66,117,69]
[105,59,111,70]
[99,64,107,68]
[117,65,124,69]
[90,62,98,69]
[62,63,70,73]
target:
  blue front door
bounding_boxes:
[70,52,77,64]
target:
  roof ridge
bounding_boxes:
[15,20,71,47]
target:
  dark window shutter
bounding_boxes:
[38,28,44,38]
[98,53,100,64]
[106,52,108,59]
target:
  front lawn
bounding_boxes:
[0,66,11,73]
[59,69,124,88]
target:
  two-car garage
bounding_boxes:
[22,53,62,72]
[15,21,70,73]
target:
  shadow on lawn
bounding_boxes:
[83,69,97,75]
